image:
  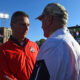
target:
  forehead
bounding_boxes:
[16,16,29,23]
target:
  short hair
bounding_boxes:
[11,11,29,23]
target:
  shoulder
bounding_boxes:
[26,39,39,51]
[37,36,70,59]
[40,37,64,50]
[27,39,39,47]
[0,39,12,50]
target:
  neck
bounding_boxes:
[12,35,26,43]
[18,38,25,43]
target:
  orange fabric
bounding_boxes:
[0,39,39,80]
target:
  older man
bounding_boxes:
[30,3,80,80]
[0,11,39,80]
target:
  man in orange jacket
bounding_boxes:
[0,11,39,80]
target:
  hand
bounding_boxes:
[4,75,13,80]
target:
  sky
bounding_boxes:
[0,0,80,42]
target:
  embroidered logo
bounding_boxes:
[30,47,35,53]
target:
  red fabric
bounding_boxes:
[0,72,17,80]
[0,39,39,80]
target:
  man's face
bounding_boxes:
[11,16,30,39]
[41,16,51,38]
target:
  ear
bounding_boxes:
[10,23,15,29]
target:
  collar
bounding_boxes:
[10,36,28,47]
[50,27,69,38]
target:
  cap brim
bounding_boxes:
[36,15,43,20]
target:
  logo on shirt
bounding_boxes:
[30,47,35,53]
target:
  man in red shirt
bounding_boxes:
[0,11,39,80]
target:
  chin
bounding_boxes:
[23,35,27,38]
[44,34,48,38]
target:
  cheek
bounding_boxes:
[13,27,19,32]
[42,23,46,30]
